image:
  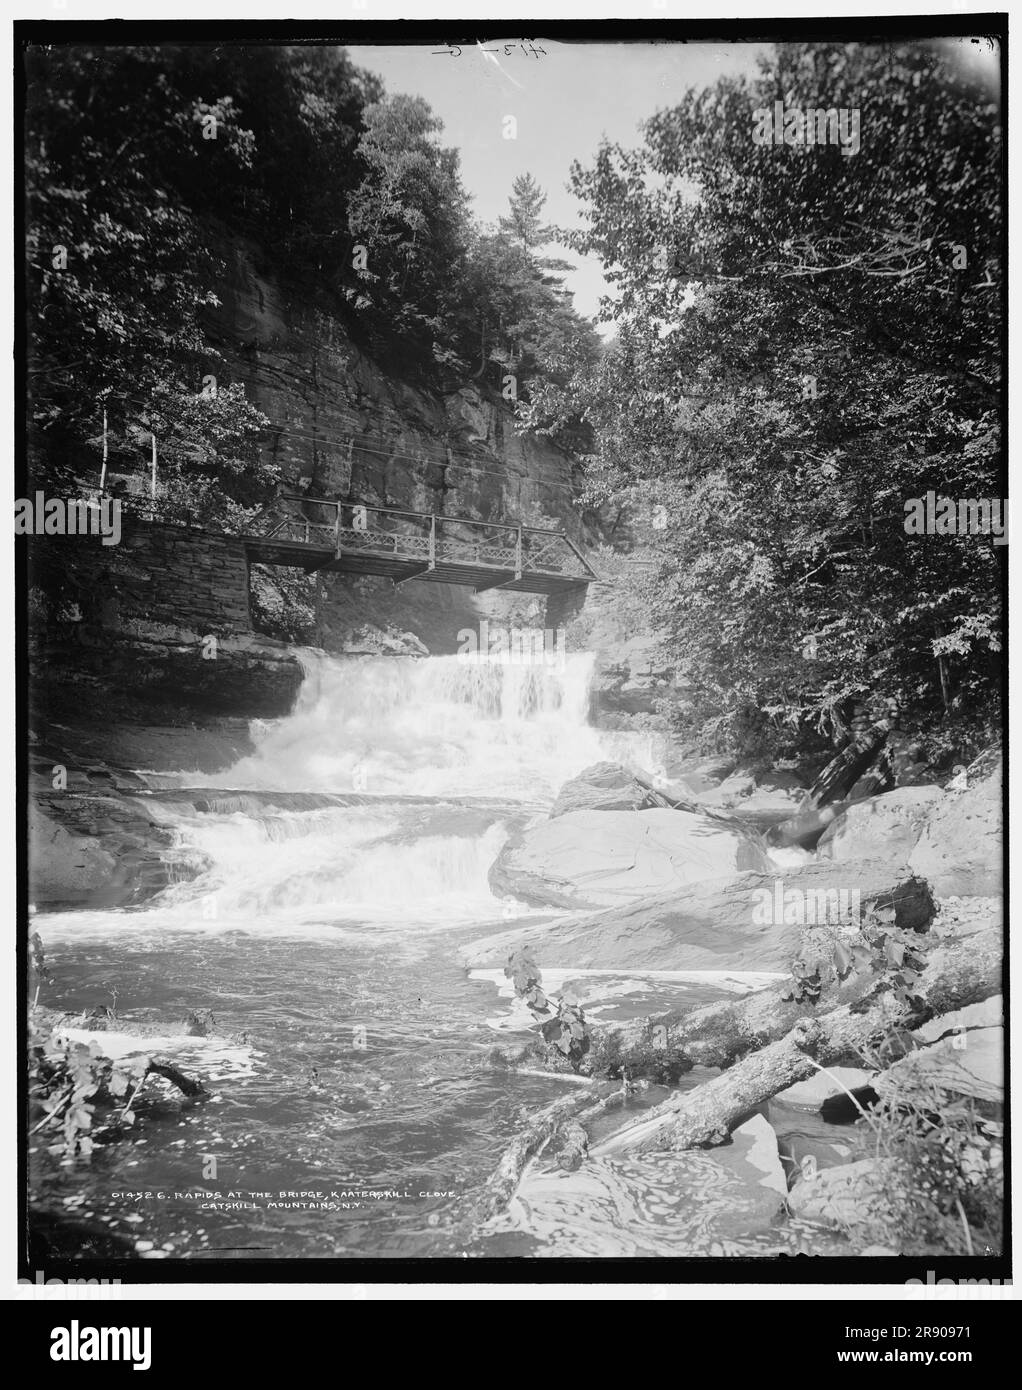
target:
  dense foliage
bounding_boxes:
[543,40,1002,762]
[25,44,598,515]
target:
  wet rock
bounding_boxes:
[697,769,805,816]
[914,995,1002,1043]
[672,756,737,793]
[549,762,656,817]
[909,761,1002,897]
[29,805,121,908]
[466,858,936,973]
[587,644,675,719]
[29,794,186,909]
[773,1067,874,1111]
[818,786,944,863]
[787,1158,900,1228]
[341,625,429,657]
[723,1113,788,1200]
[875,1025,1003,1105]
[489,807,767,910]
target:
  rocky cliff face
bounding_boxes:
[201,232,593,656]
[208,234,582,532]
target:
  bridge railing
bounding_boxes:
[256,496,595,578]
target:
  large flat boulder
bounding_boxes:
[467,859,935,972]
[909,763,1002,896]
[818,786,944,863]
[489,807,767,910]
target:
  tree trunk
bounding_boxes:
[803,718,892,811]
[772,718,893,847]
[591,926,1000,1156]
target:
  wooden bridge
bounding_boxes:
[244,495,598,596]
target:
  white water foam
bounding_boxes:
[41,652,667,941]
[186,650,663,801]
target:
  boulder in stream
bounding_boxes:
[489,806,768,910]
[468,858,936,972]
[549,762,656,817]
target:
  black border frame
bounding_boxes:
[13,11,1010,1288]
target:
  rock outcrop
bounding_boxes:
[549,762,658,818]
[787,1157,900,1228]
[489,807,768,910]
[817,785,944,863]
[467,859,936,973]
[29,793,191,909]
[908,762,1002,897]
[875,1024,1003,1105]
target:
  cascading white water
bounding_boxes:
[194,649,640,801]
[42,651,669,939]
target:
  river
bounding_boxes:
[31,651,833,1260]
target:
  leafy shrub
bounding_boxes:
[847,1055,1003,1256]
[504,947,591,1072]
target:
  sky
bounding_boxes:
[348,39,769,331]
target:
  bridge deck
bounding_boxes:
[244,497,597,596]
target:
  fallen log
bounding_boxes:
[591,966,862,1076]
[465,1089,609,1229]
[461,1082,638,1232]
[591,926,1001,1155]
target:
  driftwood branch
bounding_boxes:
[147,1059,208,1098]
[467,1090,606,1228]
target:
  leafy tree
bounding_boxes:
[24,45,602,534]
[346,93,471,370]
[558,40,1002,761]
[25,45,270,517]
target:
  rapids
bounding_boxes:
[30,651,823,1259]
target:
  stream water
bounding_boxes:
[31,651,833,1260]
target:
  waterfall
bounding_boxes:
[192,649,612,801]
[42,651,668,939]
